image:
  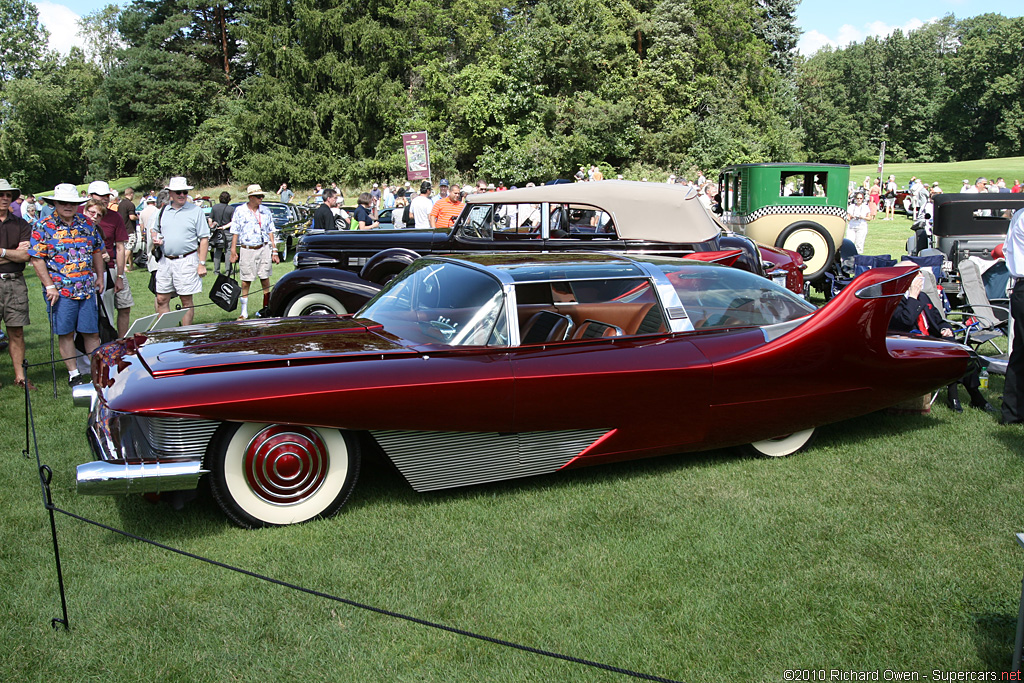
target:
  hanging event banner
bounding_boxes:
[402,132,431,181]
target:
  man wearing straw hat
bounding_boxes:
[149,176,209,326]
[0,178,35,390]
[28,183,106,387]
[229,184,279,320]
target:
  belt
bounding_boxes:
[0,272,23,280]
[240,243,266,250]
[165,249,197,260]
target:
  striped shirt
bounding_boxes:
[429,198,464,230]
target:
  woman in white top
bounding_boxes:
[846,193,870,253]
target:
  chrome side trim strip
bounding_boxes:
[76,458,209,496]
[370,429,610,492]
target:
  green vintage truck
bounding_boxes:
[718,163,850,282]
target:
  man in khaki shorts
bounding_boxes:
[230,184,279,319]
[0,179,35,390]
[149,176,209,326]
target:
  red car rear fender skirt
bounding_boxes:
[370,428,610,492]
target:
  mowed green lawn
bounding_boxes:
[851,157,1024,193]
[2,214,1024,682]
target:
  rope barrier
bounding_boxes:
[19,364,685,683]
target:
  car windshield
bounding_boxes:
[648,259,815,328]
[265,204,290,225]
[357,260,507,346]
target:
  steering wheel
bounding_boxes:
[416,267,443,309]
[428,318,458,342]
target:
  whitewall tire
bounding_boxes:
[209,422,360,528]
[744,427,816,458]
[284,292,348,317]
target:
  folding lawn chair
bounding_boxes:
[953,258,1010,374]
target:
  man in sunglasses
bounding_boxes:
[149,176,209,326]
[28,183,106,387]
[229,184,279,319]
[0,179,35,389]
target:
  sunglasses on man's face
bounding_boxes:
[171,190,188,196]
[0,193,13,199]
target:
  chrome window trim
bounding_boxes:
[634,259,694,333]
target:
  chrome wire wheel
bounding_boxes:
[210,423,360,528]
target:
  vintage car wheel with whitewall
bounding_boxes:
[208,422,361,528]
[284,292,348,316]
[775,221,835,282]
[742,428,816,458]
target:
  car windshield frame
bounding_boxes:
[357,259,510,347]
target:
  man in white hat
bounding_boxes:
[149,176,209,326]
[84,180,133,337]
[229,184,279,319]
[28,183,106,386]
[0,178,35,389]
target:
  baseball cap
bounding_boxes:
[87,180,112,196]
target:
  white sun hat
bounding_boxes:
[42,183,88,204]
[166,176,194,192]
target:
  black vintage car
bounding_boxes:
[267,181,806,317]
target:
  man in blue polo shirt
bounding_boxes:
[149,176,209,326]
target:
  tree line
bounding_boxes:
[0,0,1020,192]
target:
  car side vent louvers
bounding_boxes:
[370,429,609,492]
[142,417,221,459]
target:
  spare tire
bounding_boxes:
[775,221,835,282]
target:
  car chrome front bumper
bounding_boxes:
[76,458,209,496]
[77,399,217,496]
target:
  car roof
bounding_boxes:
[464,180,721,243]
[432,251,651,283]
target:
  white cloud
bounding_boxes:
[33,2,87,57]
[798,29,833,55]
[798,16,938,56]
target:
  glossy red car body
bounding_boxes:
[77,253,970,527]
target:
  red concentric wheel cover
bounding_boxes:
[243,426,329,505]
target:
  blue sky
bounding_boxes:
[36,0,1024,58]
[796,0,1021,54]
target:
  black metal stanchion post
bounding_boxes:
[39,466,70,631]
[48,305,57,398]
[22,359,30,458]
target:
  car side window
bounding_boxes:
[493,204,543,240]
[515,278,665,344]
[548,203,615,239]
[656,264,815,329]
[457,205,496,240]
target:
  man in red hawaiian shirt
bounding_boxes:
[29,183,106,386]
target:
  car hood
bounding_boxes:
[132,316,415,378]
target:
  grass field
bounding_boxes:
[2,206,1024,682]
[851,157,1024,193]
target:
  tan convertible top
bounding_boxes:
[465,180,721,242]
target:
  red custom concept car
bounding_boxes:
[76,253,971,527]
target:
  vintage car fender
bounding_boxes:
[754,241,806,295]
[268,267,382,317]
[360,248,422,285]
